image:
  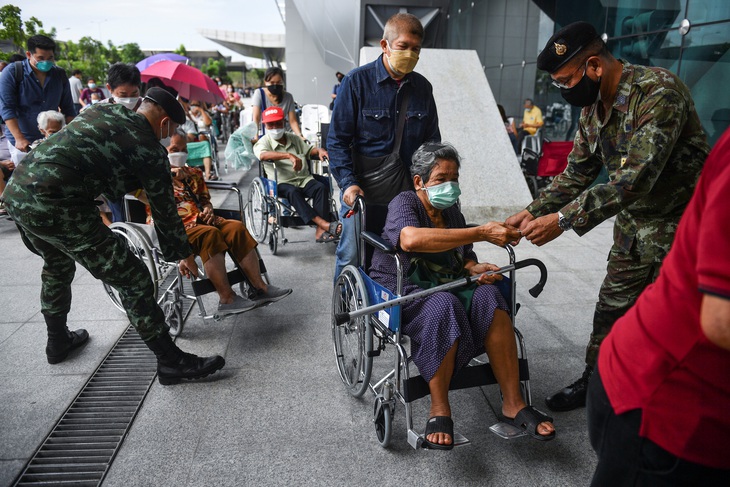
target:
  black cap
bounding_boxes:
[537,21,601,74]
[143,87,186,125]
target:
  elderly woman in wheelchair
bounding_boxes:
[368,142,556,449]
[163,133,292,315]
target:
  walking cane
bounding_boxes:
[334,258,547,326]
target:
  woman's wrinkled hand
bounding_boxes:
[478,221,522,247]
[470,262,503,285]
[200,206,215,225]
[178,254,199,279]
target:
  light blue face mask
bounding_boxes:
[34,60,55,72]
[421,181,461,209]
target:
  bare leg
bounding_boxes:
[238,250,267,291]
[203,252,236,303]
[484,309,554,436]
[203,156,213,180]
[426,340,458,446]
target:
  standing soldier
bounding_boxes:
[506,22,709,412]
[2,88,225,385]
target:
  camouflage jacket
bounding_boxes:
[4,103,192,261]
[527,61,709,262]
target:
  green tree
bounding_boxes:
[0,4,54,59]
[245,68,265,87]
[119,42,144,64]
[174,44,187,57]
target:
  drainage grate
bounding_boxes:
[14,326,158,487]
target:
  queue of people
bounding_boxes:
[0,14,728,485]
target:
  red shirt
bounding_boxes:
[599,128,730,469]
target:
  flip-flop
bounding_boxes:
[328,221,342,238]
[423,416,454,450]
[315,231,337,243]
[499,405,556,441]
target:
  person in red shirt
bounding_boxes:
[587,127,730,485]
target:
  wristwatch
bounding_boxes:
[557,211,572,231]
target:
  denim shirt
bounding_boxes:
[0,60,75,145]
[327,54,440,191]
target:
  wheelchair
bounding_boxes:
[331,197,548,448]
[520,129,572,198]
[246,154,338,255]
[103,180,270,337]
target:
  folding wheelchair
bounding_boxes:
[246,155,338,255]
[331,198,548,448]
[103,181,270,337]
[521,131,572,199]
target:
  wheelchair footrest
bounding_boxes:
[416,431,470,449]
[191,268,247,296]
[489,421,529,440]
[402,359,530,403]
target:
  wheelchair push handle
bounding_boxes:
[344,194,366,219]
[334,257,548,326]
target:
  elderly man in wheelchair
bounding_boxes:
[163,132,292,315]
[367,142,556,448]
[253,106,341,243]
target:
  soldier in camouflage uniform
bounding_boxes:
[2,87,225,385]
[506,22,709,411]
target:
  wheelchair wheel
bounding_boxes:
[268,232,278,255]
[103,223,158,313]
[247,177,269,242]
[373,396,393,448]
[332,265,373,398]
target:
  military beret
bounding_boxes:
[537,21,601,74]
[143,87,186,125]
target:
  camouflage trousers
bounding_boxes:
[585,246,662,366]
[13,216,169,342]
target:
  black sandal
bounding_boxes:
[499,405,556,441]
[423,416,454,450]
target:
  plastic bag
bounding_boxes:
[225,122,258,171]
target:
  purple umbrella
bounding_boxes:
[135,53,189,72]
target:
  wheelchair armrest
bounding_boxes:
[362,231,396,254]
[205,180,237,190]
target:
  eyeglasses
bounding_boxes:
[551,62,587,90]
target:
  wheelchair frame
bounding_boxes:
[246,155,338,255]
[103,181,270,337]
[331,198,548,448]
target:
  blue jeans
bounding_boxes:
[334,194,360,284]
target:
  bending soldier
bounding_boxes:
[2,88,225,385]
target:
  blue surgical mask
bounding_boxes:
[421,181,461,209]
[35,60,54,72]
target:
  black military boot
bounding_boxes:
[545,365,593,412]
[145,333,225,385]
[45,315,90,364]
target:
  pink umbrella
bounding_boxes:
[140,60,224,104]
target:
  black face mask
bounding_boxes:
[560,71,601,107]
[267,84,284,97]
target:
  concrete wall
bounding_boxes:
[361,47,532,222]
[285,0,343,107]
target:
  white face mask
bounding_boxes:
[168,152,188,167]
[267,128,285,140]
[114,96,140,110]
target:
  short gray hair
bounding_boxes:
[37,110,65,130]
[382,13,424,43]
[410,142,461,183]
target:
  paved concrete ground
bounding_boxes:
[0,158,614,486]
